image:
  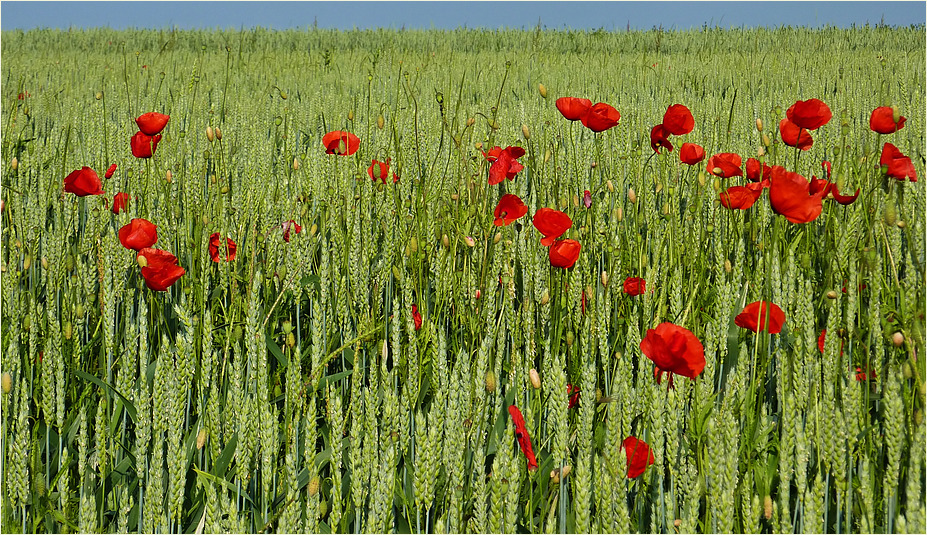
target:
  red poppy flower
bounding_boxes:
[623,277,646,296]
[322,131,360,156]
[640,322,706,382]
[779,119,814,151]
[662,104,694,135]
[745,158,772,182]
[532,208,572,246]
[555,97,592,121]
[105,164,117,179]
[581,102,620,132]
[208,232,237,262]
[482,145,526,162]
[650,124,674,153]
[119,218,158,251]
[567,384,580,409]
[879,143,918,182]
[412,304,422,331]
[622,437,656,479]
[112,192,130,214]
[549,239,581,269]
[706,153,743,178]
[735,301,785,334]
[768,165,827,224]
[786,98,832,130]
[719,185,763,210]
[368,158,398,184]
[493,194,528,226]
[679,143,705,165]
[137,248,185,291]
[63,166,105,196]
[582,189,592,208]
[855,366,876,382]
[488,147,525,185]
[130,131,162,159]
[281,220,302,242]
[508,405,538,471]
[869,106,906,134]
[818,329,846,356]
[135,112,170,136]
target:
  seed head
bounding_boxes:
[627,188,637,204]
[522,124,530,140]
[377,115,385,129]
[485,371,496,392]
[11,157,18,170]
[755,118,764,132]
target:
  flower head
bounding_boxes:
[488,146,525,185]
[130,131,162,158]
[137,247,185,291]
[786,98,832,130]
[322,130,360,155]
[623,277,646,296]
[706,153,743,178]
[869,106,906,134]
[105,163,118,179]
[493,194,528,226]
[112,192,130,214]
[662,104,694,135]
[532,208,572,246]
[779,118,814,151]
[735,301,785,334]
[879,143,917,182]
[622,437,656,478]
[64,166,105,196]
[135,112,170,136]
[119,218,158,251]
[208,233,237,263]
[368,158,398,184]
[581,102,620,132]
[719,184,763,210]
[412,304,422,331]
[549,239,581,269]
[508,405,538,471]
[679,143,705,165]
[281,220,302,242]
[555,97,592,121]
[745,158,772,182]
[768,165,827,223]
[650,124,674,153]
[640,322,706,383]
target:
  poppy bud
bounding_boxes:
[892,106,901,124]
[308,476,320,497]
[724,259,732,273]
[573,195,580,207]
[601,271,609,287]
[196,428,207,450]
[165,170,173,183]
[493,232,502,244]
[883,199,897,226]
[23,316,31,332]
[475,142,483,150]
[293,158,300,170]
[697,171,706,187]
[544,148,552,164]
[408,237,418,255]
[893,332,905,347]
[565,331,574,346]
[674,519,682,529]
[757,146,766,158]
[474,289,482,299]
[467,117,475,127]
[538,83,547,98]
[95,91,103,100]
[485,371,496,392]
[441,234,449,248]
[529,368,541,389]
[215,126,222,140]
[391,265,402,281]
[606,179,614,192]
[282,320,293,334]
[206,126,214,142]
[310,223,318,236]
[64,322,73,340]
[897,220,906,229]
[764,495,773,520]
[1,372,10,394]
[377,114,385,129]
[286,332,296,348]
[464,236,476,247]
[540,289,550,305]
[755,118,763,132]
[22,255,31,271]
[11,157,18,170]
[137,255,148,268]
[826,290,838,300]
[75,304,84,318]
[916,410,924,425]
[762,133,771,147]
[347,110,354,121]
[40,256,48,270]
[627,188,637,204]
[615,207,623,222]
[381,339,389,361]
[318,499,328,517]
[712,178,721,192]
[550,465,571,484]
[220,186,229,194]
[522,124,530,140]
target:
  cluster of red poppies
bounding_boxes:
[649,104,695,152]
[131,112,169,158]
[555,97,620,132]
[117,218,185,291]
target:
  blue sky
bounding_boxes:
[1,1,924,31]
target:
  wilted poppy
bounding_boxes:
[623,277,646,296]
[508,405,538,471]
[549,239,581,269]
[119,218,158,251]
[779,119,814,151]
[640,322,706,384]
[622,437,656,479]
[532,208,572,246]
[488,147,525,185]
[706,153,743,178]
[135,112,170,136]
[768,165,827,223]
[662,104,694,135]
[679,143,705,165]
[735,301,785,334]
[208,232,237,262]
[879,143,918,182]
[412,304,422,331]
[105,163,117,179]
[745,158,771,182]
[869,106,906,134]
[786,98,832,130]
[64,166,105,196]
[567,384,580,409]
[581,102,620,132]
[322,131,360,156]
[130,131,162,159]
[112,192,130,214]
[493,194,528,226]
[368,158,398,184]
[137,247,185,291]
[555,97,592,121]
[719,185,762,210]
[650,124,674,153]
[281,220,302,242]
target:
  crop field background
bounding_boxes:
[1,25,925,533]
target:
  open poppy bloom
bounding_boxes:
[745,158,772,182]
[623,277,646,296]
[879,143,918,182]
[119,218,158,250]
[640,322,706,386]
[706,153,743,178]
[281,220,302,242]
[412,304,422,331]
[135,112,170,136]
[662,104,694,135]
[105,164,117,179]
[208,233,237,262]
[679,143,705,165]
[488,147,525,185]
[482,145,526,163]
[566,384,580,408]
[368,158,398,184]
[508,405,538,471]
[786,98,832,130]
[549,239,581,269]
[581,102,620,132]
[322,131,360,155]
[768,165,828,223]
[137,247,185,291]
[735,301,785,334]
[719,184,763,210]
[869,106,906,134]
[532,208,572,246]
[130,131,162,159]
[64,166,105,196]
[650,124,673,153]
[112,192,130,214]
[779,118,814,151]
[555,97,592,121]
[622,437,656,479]
[493,194,528,226]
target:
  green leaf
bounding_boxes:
[214,432,238,478]
[265,332,287,368]
[194,468,254,506]
[73,368,137,423]
[316,369,353,391]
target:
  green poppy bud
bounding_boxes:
[538,83,547,98]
